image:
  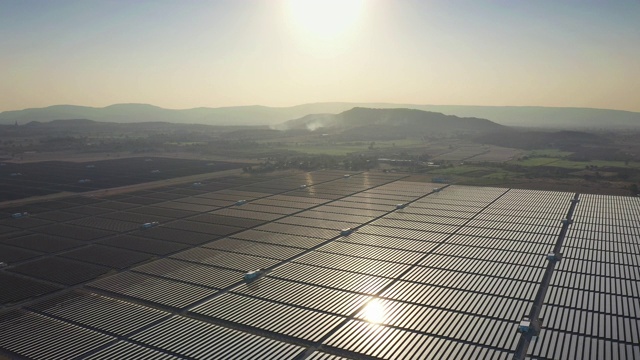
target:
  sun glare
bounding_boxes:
[362,299,386,324]
[288,0,363,39]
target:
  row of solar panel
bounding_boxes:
[530,192,640,359]
[3,179,639,359]
[1,171,404,306]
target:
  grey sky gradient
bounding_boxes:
[1,0,639,112]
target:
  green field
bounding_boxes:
[165,141,208,146]
[425,165,519,185]
[426,165,489,176]
[526,149,574,157]
[513,157,639,169]
[514,157,564,166]
[273,145,368,156]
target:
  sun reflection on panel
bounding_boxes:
[305,172,316,196]
[362,298,386,324]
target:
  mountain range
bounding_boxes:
[1,102,639,128]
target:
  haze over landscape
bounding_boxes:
[1,0,640,198]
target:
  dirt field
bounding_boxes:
[465,146,522,162]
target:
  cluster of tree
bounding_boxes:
[242,154,342,173]
[343,156,378,171]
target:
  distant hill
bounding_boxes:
[2,102,639,128]
[277,107,507,139]
[0,103,359,127]
[411,105,640,129]
[3,118,254,137]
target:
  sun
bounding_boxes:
[287,0,364,40]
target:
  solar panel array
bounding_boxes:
[530,194,640,359]
[0,170,638,359]
[0,157,244,202]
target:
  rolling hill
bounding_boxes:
[0,103,359,127]
[1,102,639,128]
[276,107,507,139]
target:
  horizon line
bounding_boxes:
[2,102,640,114]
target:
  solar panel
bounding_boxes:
[1,173,639,359]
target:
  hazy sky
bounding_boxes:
[1,0,639,112]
